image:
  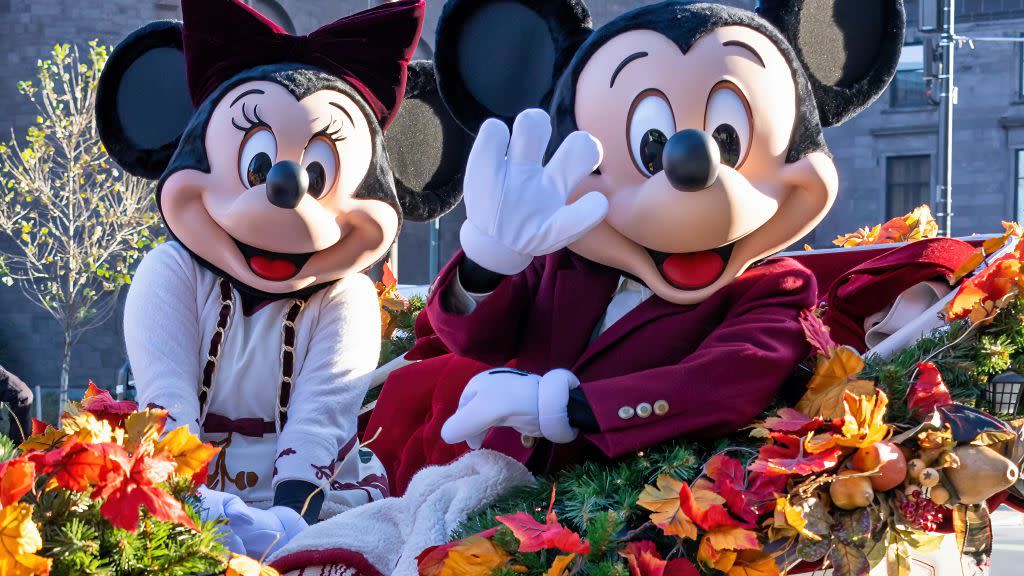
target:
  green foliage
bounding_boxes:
[33,476,227,576]
[378,294,425,367]
[0,40,163,408]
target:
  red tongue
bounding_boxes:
[660,251,725,290]
[249,255,298,281]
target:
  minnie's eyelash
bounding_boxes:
[232,103,270,132]
[314,119,348,143]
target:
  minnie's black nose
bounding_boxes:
[662,129,720,192]
[266,161,309,209]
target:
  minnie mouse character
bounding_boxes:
[420,0,905,469]
[96,0,468,555]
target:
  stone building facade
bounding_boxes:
[2,0,1024,406]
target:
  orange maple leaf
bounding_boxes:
[122,410,168,455]
[0,459,35,508]
[795,346,875,419]
[155,427,220,480]
[833,205,937,248]
[0,503,51,576]
[26,440,121,494]
[950,221,1023,283]
[638,475,700,539]
[18,423,68,453]
[544,554,576,576]
[434,535,510,576]
[95,451,195,532]
[835,389,890,448]
[726,550,781,576]
[226,553,280,576]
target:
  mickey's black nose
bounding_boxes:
[662,129,720,192]
[266,161,309,209]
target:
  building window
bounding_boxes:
[1016,150,1024,221]
[886,155,931,218]
[248,0,296,34]
[891,44,930,108]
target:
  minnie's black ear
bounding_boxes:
[96,21,195,179]
[435,0,592,134]
[756,0,905,127]
[386,60,471,222]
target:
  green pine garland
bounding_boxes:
[447,300,1024,574]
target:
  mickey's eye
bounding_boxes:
[303,137,339,200]
[705,83,752,169]
[238,128,277,188]
[628,91,675,177]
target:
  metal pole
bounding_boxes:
[428,219,440,279]
[936,0,956,237]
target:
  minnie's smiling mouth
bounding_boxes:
[233,240,315,281]
[646,243,735,290]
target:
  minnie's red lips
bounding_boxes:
[648,244,734,290]
[233,241,314,282]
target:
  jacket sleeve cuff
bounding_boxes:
[538,369,579,444]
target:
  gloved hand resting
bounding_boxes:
[441,368,580,449]
[197,486,308,558]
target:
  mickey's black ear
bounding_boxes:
[756,0,905,127]
[386,61,471,222]
[435,0,592,133]
[96,21,195,179]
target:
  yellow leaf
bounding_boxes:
[803,431,838,455]
[155,427,220,479]
[836,390,890,448]
[0,503,52,576]
[703,526,761,552]
[775,497,821,541]
[698,537,738,572]
[544,554,576,576]
[637,475,705,539]
[796,347,875,419]
[18,425,67,453]
[438,536,510,576]
[225,553,280,576]
[727,550,781,576]
[61,412,120,444]
[123,410,168,454]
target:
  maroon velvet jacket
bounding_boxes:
[425,249,816,470]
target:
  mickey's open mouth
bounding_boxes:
[647,243,735,290]
[234,240,315,282]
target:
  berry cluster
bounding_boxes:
[898,490,945,532]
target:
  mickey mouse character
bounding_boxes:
[421,0,905,470]
[96,0,468,555]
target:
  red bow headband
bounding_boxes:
[181,0,425,130]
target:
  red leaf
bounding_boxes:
[620,541,700,576]
[907,363,954,419]
[762,408,828,435]
[95,451,194,532]
[27,440,123,493]
[747,433,842,477]
[678,482,742,531]
[495,511,590,555]
[81,381,138,426]
[30,419,48,437]
[800,308,837,357]
[0,458,36,506]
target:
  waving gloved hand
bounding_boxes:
[197,486,308,557]
[441,368,580,449]
[460,108,607,275]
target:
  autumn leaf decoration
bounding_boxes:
[906,362,954,419]
[946,221,1024,324]
[496,486,591,555]
[833,205,938,248]
[796,346,876,420]
[376,262,411,339]
[2,382,223,574]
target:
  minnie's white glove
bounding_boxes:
[461,109,608,275]
[197,486,307,557]
[441,368,580,449]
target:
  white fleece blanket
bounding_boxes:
[269,450,534,576]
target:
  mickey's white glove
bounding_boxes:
[461,109,608,275]
[197,486,308,558]
[441,368,580,449]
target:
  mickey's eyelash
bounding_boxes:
[314,118,348,143]
[232,103,270,132]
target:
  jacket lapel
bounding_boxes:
[573,295,683,372]
[549,266,618,369]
